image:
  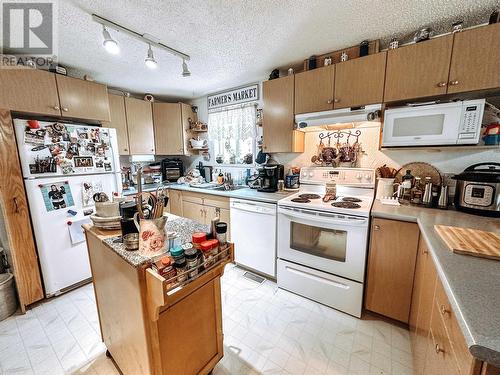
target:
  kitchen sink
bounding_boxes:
[209,185,247,191]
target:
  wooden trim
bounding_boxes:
[0,109,43,309]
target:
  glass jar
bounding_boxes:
[185,247,199,278]
[174,258,188,283]
[200,239,218,268]
[170,245,185,263]
[192,232,206,250]
[160,257,177,288]
[215,222,227,245]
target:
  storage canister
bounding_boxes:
[170,245,185,262]
[185,247,199,278]
[200,239,218,268]
[0,273,17,321]
[192,232,206,250]
[215,222,227,245]
[160,257,177,288]
[174,258,188,283]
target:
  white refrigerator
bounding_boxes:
[14,118,122,297]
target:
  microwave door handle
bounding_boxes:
[279,207,367,225]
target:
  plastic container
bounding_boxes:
[185,248,199,278]
[174,258,188,283]
[192,232,207,250]
[215,222,227,245]
[0,273,17,321]
[170,246,185,262]
[200,239,219,268]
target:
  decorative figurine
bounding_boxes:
[269,69,279,80]
[324,57,332,66]
[413,27,432,43]
[340,52,348,62]
[287,67,294,75]
[389,38,399,49]
[451,20,463,33]
[359,41,369,57]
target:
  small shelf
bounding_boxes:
[380,145,499,152]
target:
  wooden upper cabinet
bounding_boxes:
[262,76,303,153]
[106,94,130,155]
[334,52,387,109]
[384,35,454,102]
[55,75,110,121]
[365,218,420,323]
[153,103,184,156]
[0,69,61,116]
[294,65,335,114]
[124,97,155,155]
[448,23,500,94]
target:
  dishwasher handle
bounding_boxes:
[230,200,276,215]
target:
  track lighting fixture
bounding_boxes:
[182,59,191,77]
[144,44,158,69]
[102,26,119,55]
[93,14,191,76]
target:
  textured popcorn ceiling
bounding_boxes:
[59,0,499,99]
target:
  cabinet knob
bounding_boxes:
[373,225,380,230]
[449,80,459,86]
[151,149,154,152]
[440,305,450,315]
[124,148,128,152]
[53,105,60,110]
[13,197,19,213]
[437,82,447,87]
[327,99,333,104]
[334,98,340,103]
[435,344,444,354]
[62,107,69,112]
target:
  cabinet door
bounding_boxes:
[168,190,183,216]
[124,97,155,155]
[334,52,386,109]
[106,94,130,155]
[0,110,44,308]
[262,76,299,153]
[55,75,110,121]
[365,218,420,322]
[180,103,197,155]
[0,69,61,116]
[384,35,453,102]
[182,200,206,224]
[153,103,184,155]
[448,23,500,94]
[294,65,335,114]
[410,238,438,375]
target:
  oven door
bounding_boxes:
[278,206,369,282]
[382,102,462,147]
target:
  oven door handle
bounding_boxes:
[285,266,350,290]
[278,206,368,226]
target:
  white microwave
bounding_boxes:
[382,99,485,147]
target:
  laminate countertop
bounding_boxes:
[123,183,294,204]
[371,200,500,366]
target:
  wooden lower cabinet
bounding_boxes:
[167,190,183,216]
[365,218,420,322]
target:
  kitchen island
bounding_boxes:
[371,201,500,368]
[83,214,233,375]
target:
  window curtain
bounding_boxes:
[208,104,256,164]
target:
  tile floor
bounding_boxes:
[0,265,413,375]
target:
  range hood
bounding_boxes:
[295,104,382,130]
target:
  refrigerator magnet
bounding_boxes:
[39,181,75,212]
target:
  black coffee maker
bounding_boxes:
[257,164,284,192]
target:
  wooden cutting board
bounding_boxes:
[434,225,500,261]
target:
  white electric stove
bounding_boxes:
[277,167,375,317]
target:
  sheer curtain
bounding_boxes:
[208,104,256,165]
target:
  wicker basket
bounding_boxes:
[0,273,17,321]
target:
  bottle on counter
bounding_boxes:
[215,222,228,246]
[217,172,224,184]
[200,239,219,268]
[184,247,199,278]
[174,258,188,283]
[410,177,423,204]
[401,169,414,201]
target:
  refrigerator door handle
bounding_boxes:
[13,197,19,213]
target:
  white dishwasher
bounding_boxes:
[230,198,277,278]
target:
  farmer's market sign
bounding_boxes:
[207,84,259,110]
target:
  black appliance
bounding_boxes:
[161,158,184,182]
[453,163,500,217]
[257,164,284,192]
[119,201,139,236]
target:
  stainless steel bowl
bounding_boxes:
[123,233,139,251]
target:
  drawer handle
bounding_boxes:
[373,225,380,230]
[449,80,459,86]
[334,98,340,103]
[62,107,69,112]
[440,305,450,315]
[13,197,19,213]
[437,82,447,87]
[327,99,333,104]
[435,344,444,354]
[52,105,60,110]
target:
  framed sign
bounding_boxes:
[207,83,259,110]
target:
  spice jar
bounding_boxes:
[200,239,218,268]
[160,257,177,288]
[174,258,188,283]
[192,232,206,250]
[215,222,227,245]
[170,245,185,263]
[185,247,199,278]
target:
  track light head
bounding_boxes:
[144,44,158,69]
[182,59,191,77]
[102,26,119,55]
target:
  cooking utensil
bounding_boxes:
[435,225,500,261]
[123,233,139,251]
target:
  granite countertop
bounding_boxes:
[123,183,294,204]
[371,200,500,366]
[101,214,209,268]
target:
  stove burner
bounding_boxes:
[299,194,321,200]
[331,202,361,209]
[342,197,362,203]
[291,198,311,203]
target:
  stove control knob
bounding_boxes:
[309,172,314,177]
[364,174,372,181]
[302,172,307,177]
[356,173,363,180]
